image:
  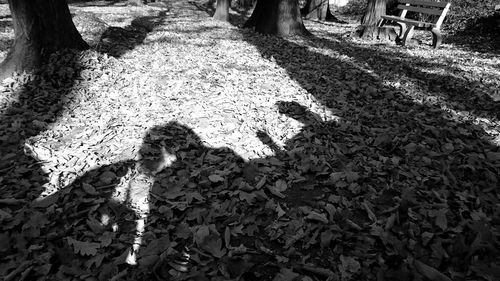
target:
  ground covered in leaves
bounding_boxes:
[1,1,500,280]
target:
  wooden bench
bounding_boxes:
[378,0,451,49]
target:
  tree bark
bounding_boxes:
[0,0,88,80]
[213,0,231,21]
[235,0,255,10]
[301,0,336,21]
[355,0,395,40]
[244,0,310,36]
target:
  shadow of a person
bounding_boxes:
[137,121,254,279]
[17,121,252,280]
[22,124,168,280]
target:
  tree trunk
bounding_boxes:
[361,0,385,26]
[213,0,231,21]
[355,0,395,40]
[301,0,336,21]
[244,0,310,36]
[235,0,255,9]
[0,0,88,80]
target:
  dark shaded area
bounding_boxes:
[0,50,86,279]
[315,34,500,121]
[14,121,277,280]
[0,17,11,30]
[0,52,83,202]
[239,27,500,279]
[446,12,500,54]
[0,11,170,280]
[98,11,169,57]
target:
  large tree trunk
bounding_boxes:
[213,0,231,21]
[301,0,335,21]
[244,0,310,36]
[355,0,396,40]
[0,0,88,80]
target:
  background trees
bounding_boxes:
[0,0,88,80]
[301,0,336,21]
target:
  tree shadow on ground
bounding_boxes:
[312,34,500,120]
[97,11,169,57]
[0,11,170,280]
[446,31,500,55]
[0,51,87,278]
[239,28,500,280]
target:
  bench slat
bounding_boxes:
[381,15,436,28]
[397,4,445,15]
[399,0,450,8]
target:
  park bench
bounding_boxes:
[378,0,451,49]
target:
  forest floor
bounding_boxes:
[1,1,500,281]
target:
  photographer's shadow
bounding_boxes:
[33,121,248,280]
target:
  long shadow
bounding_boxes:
[240,28,500,280]
[259,31,500,121]
[446,31,500,55]
[313,35,500,120]
[0,51,86,278]
[98,11,169,57]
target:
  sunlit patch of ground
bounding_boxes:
[0,1,499,280]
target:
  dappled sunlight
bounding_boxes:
[0,0,499,280]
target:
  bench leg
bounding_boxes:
[395,22,407,38]
[431,27,442,49]
[401,25,415,46]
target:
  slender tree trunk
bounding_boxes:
[244,0,310,36]
[301,0,336,21]
[0,0,88,80]
[213,0,231,21]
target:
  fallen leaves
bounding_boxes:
[0,0,499,280]
[67,237,101,256]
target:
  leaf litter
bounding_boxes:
[0,1,499,281]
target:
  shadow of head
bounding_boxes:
[137,121,204,175]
